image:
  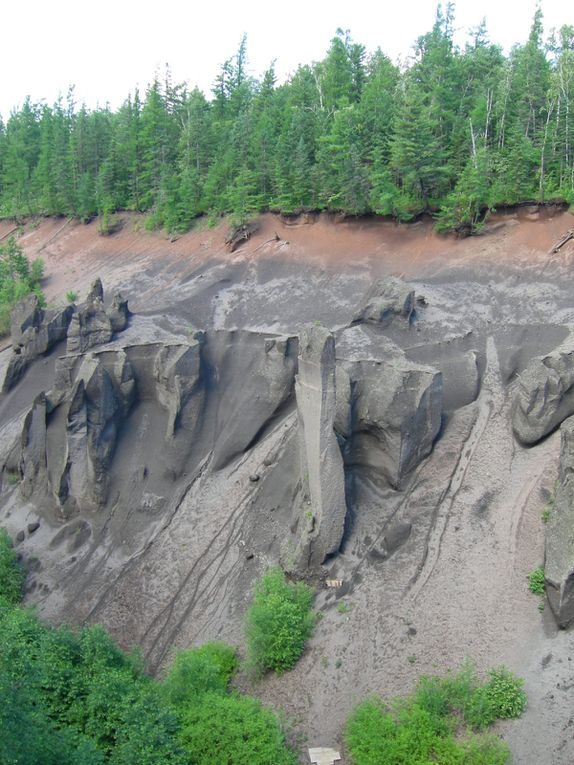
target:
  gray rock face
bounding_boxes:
[338,326,442,488]
[154,342,203,438]
[512,347,574,444]
[205,332,298,470]
[19,350,136,512]
[63,358,130,509]
[288,324,348,569]
[2,295,74,392]
[353,276,415,327]
[88,277,104,303]
[9,307,443,573]
[545,417,574,627]
[20,393,49,498]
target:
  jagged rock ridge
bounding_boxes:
[5,276,445,574]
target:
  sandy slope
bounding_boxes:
[2,207,574,763]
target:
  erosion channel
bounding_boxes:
[1,208,574,763]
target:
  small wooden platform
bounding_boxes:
[308,746,341,765]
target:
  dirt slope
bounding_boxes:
[2,207,574,764]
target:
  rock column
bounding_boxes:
[289,324,348,569]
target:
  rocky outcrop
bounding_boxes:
[2,295,73,392]
[512,347,574,444]
[9,307,443,571]
[2,279,129,393]
[337,325,442,488]
[66,278,130,354]
[108,292,130,332]
[67,279,113,354]
[60,357,132,509]
[19,392,49,498]
[12,326,302,516]
[11,293,44,345]
[287,324,348,570]
[353,276,415,327]
[19,350,136,512]
[545,417,574,627]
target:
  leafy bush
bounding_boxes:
[162,642,238,705]
[527,567,545,595]
[0,609,186,764]
[345,663,526,765]
[0,664,105,765]
[483,667,527,720]
[246,567,315,674]
[196,640,238,684]
[66,290,78,303]
[0,528,24,605]
[0,583,296,765]
[178,691,296,765]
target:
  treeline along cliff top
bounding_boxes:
[1,3,573,234]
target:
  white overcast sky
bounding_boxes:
[0,0,570,120]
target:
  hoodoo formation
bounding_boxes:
[1,206,574,762]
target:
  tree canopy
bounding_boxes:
[1,6,573,233]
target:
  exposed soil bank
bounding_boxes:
[2,208,574,763]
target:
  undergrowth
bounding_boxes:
[0,237,45,335]
[527,567,545,595]
[345,661,526,765]
[245,567,315,675]
[0,527,297,765]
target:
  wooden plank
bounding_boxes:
[308,747,341,765]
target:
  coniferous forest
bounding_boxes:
[1,5,573,235]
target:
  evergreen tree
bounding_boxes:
[0,14,573,232]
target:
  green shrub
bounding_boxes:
[0,528,24,605]
[0,589,298,765]
[0,611,185,764]
[527,567,545,595]
[66,290,78,303]
[178,691,296,765]
[483,666,527,720]
[0,663,105,765]
[30,257,45,287]
[246,567,315,674]
[195,641,238,684]
[162,642,237,706]
[345,696,509,765]
[345,663,525,765]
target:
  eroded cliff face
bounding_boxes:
[2,209,574,763]
[5,276,444,577]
